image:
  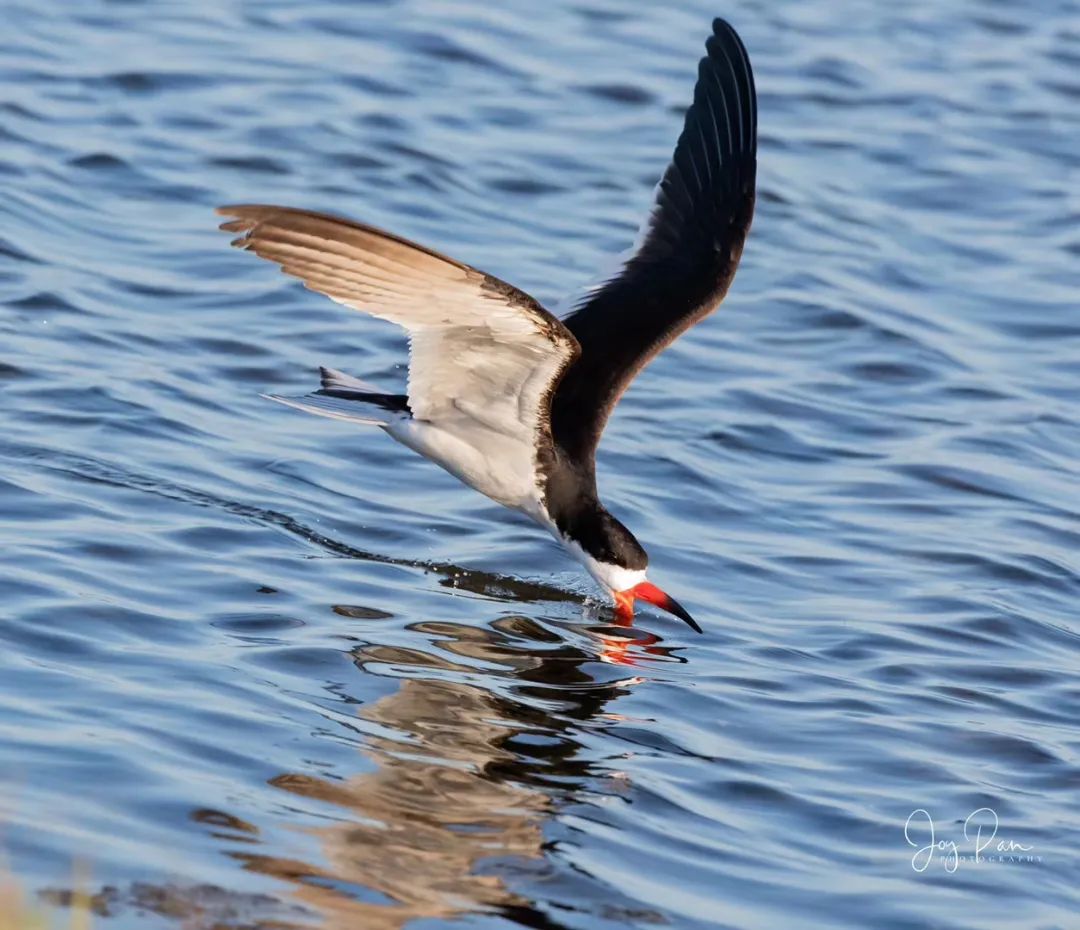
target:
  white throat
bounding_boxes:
[526,507,648,594]
[561,537,648,593]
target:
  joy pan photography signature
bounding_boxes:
[904,808,1041,873]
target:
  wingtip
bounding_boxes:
[215,204,285,234]
[215,204,248,224]
[707,17,751,62]
[216,203,269,216]
[219,226,250,242]
[216,207,253,236]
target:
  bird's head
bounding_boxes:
[561,506,702,633]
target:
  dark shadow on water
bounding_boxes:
[4,438,581,606]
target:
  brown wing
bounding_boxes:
[551,18,757,466]
[218,205,579,458]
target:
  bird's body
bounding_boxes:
[219,18,757,632]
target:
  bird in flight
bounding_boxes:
[218,18,756,634]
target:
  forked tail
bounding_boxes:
[264,366,411,426]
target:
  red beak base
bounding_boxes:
[613,582,702,634]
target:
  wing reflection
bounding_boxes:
[232,613,676,928]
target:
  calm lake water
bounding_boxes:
[1,1,1078,928]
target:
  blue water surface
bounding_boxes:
[1,1,1077,928]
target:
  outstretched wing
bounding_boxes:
[551,18,757,465]
[218,205,579,462]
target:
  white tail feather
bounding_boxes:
[262,392,397,426]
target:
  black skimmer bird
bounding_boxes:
[218,18,756,633]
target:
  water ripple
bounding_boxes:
[1,1,1078,928]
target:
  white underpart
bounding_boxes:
[387,415,548,511]
[390,321,570,509]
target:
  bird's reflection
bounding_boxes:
[229,611,678,928]
[41,598,678,928]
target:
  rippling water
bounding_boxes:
[1,1,1078,928]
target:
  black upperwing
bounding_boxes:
[551,18,757,467]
